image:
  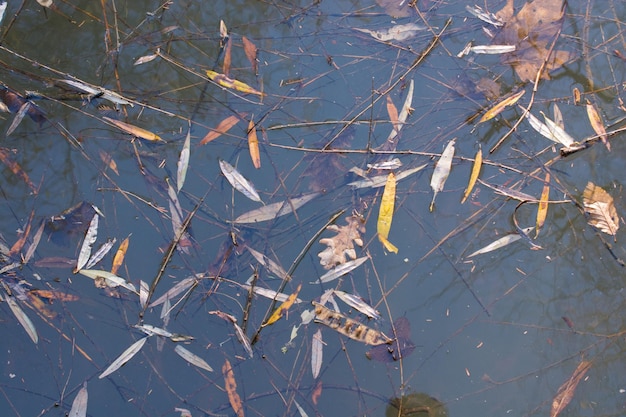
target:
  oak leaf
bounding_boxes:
[318,215,365,269]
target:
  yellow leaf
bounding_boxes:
[535,173,550,237]
[378,234,398,254]
[377,172,396,244]
[247,117,261,169]
[478,90,525,124]
[222,359,244,417]
[200,114,244,145]
[111,236,130,275]
[263,283,302,326]
[586,102,609,151]
[206,70,265,97]
[461,146,482,204]
[103,117,163,142]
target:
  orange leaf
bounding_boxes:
[30,289,79,302]
[386,95,399,132]
[478,90,525,124]
[247,118,261,169]
[9,210,34,256]
[551,360,592,417]
[311,380,323,405]
[0,148,36,192]
[263,283,302,326]
[241,36,258,74]
[111,236,130,275]
[535,172,550,237]
[206,70,265,97]
[200,114,243,145]
[223,37,232,77]
[103,117,164,142]
[222,359,244,417]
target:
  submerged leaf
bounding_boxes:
[354,23,425,42]
[551,360,592,417]
[209,311,253,358]
[467,227,534,258]
[200,114,243,145]
[333,290,380,320]
[313,302,392,346]
[242,36,258,73]
[586,102,609,150]
[177,127,191,191]
[222,359,245,417]
[247,118,261,169]
[233,193,318,224]
[348,164,426,189]
[317,256,368,284]
[536,173,551,237]
[69,382,88,417]
[582,182,619,236]
[4,292,38,344]
[99,336,148,379]
[430,139,456,211]
[366,316,415,362]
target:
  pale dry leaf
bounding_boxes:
[318,215,365,269]
[582,182,619,237]
[551,360,592,417]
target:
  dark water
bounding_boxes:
[0,1,625,416]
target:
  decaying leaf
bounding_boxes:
[99,336,148,379]
[263,283,302,326]
[386,95,399,132]
[30,289,79,302]
[478,90,525,123]
[333,290,380,320]
[247,117,261,169]
[313,302,392,346]
[207,70,264,97]
[3,291,38,344]
[103,116,163,142]
[242,36,258,74]
[354,23,425,42]
[99,150,119,175]
[550,360,592,417]
[233,193,319,224]
[311,328,323,379]
[375,0,414,18]
[219,159,262,203]
[74,214,99,273]
[9,210,34,257]
[586,102,609,150]
[111,236,130,275]
[536,173,550,237]
[57,79,133,107]
[366,316,415,362]
[222,359,245,417]
[377,172,398,253]
[69,382,88,417]
[582,182,619,237]
[200,114,244,145]
[223,37,232,76]
[467,227,534,258]
[0,148,36,192]
[318,215,365,269]
[430,138,456,211]
[469,44,516,55]
[348,164,426,189]
[209,310,253,358]
[174,345,213,372]
[461,146,482,204]
[79,269,137,293]
[177,127,191,191]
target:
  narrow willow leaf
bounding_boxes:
[223,37,232,76]
[247,118,261,169]
[582,182,619,236]
[333,290,381,320]
[79,269,137,293]
[69,382,88,417]
[149,277,195,307]
[58,79,133,106]
[553,103,564,129]
[139,280,148,309]
[461,146,482,203]
[136,324,173,338]
[177,127,191,192]
[85,238,116,270]
[222,359,245,417]
[367,158,402,170]
[384,79,414,146]
[469,44,516,54]
[316,256,368,284]
[242,284,302,304]
[5,293,38,343]
[242,36,258,73]
[200,114,243,145]
[219,20,228,39]
[466,227,534,258]
[524,108,575,147]
[586,102,609,150]
[541,111,575,147]
[23,220,45,264]
[313,302,392,346]
[379,235,398,253]
[111,236,130,275]
[263,283,302,326]
[99,336,148,379]
[465,5,504,27]
[536,173,550,237]
[311,329,323,379]
[233,193,319,224]
[377,173,396,250]
[247,247,288,280]
[294,400,309,417]
[430,139,456,211]
[133,53,158,66]
[74,214,99,273]
[174,345,214,372]
[551,361,592,417]
[478,90,525,123]
[103,116,163,142]
[219,159,262,203]
[349,164,426,189]
[386,95,399,132]
[207,69,264,97]
[6,101,30,136]
[209,311,253,358]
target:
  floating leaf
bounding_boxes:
[367,158,402,171]
[430,138,456,211]
[99,336,148,379]
[111,236,130,275]
[461,146,482,204]
[318,216,365,269]
[177,127,191,191]
[247,247,288,280]
[69,382,88,417]
[381,79,414,151]
[247,118,261,169]
[582,182,619,237]
[354,23,425,42]
[333,290,380,320]
[136,324,173,338]
[6,101,31,136]
[523,109,575,147]
[317,256,368,284]
[222,37,232,76]
[348,164,426,189]
[551,360,592,417]
[241,36,258,73]
[79,269,137,293]
[311,329,323,379]
[375,0,414,18]
[586,102,609,150]
[264,283,302,326]
[23,220,44,265]
[209,311,253,358]
[57,79,133,106]
[553,103,564,129]
[386,95,399,132]
[377,173,398,252]
[4,292,38,344]
[133,52,158,66]
[149,277,195,307]
[222,359,245,417]
[174,345,213,372]
[469,44,516,54]
[219,159,262,203]
[84,238,116,270]
[313,302,392,346]
[232,192,318,224]
[478,90,525,124]
[200,114,243,145]
[175,408,192,417]
[74,214,99,273]
[219,20,228,40]
[103,116,163,142]
[536,173,550,237]
[467,227,534,258]
[206,70,264,97]
[139,280,149,309]
[167,178,192,254]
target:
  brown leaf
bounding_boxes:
[222,359,244,417]
[582,182,619,237]
[318,215,365,269]
[586,102,609,150]
[551,360,591,417]
[200,114,244,145]
[223,37,232,77]
[386,95,399,132]
[313,302,393,346]
[241,36,258,74]
[9,210,34,256]
[0,148,36,192]
[111,236,130,275]
[311,380,323,405]
[247,118,261,168]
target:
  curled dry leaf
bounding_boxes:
[318,215,365,269]
[551,360,592,417]
[582,182,619,237]
[222,359,245,417]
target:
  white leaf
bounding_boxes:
[74,214,99,273]
[294,400,310,417]
[4,293,38,344]
[0,2,7,26]
[540,111,575,147]
[133,53,158,66]
[354,23,426,42]
[99,336,148,379]
[469,44,516,54]
[149,276,196,307]
[79,269,137,293]
[84,238,116,270]
[367,158,402,170]
[349,164,427,189]
[219,159,262,203]
[57,79,133,107]
[311,329,323,379]
[384,79,414,146]
[316,256,368,284]
[135,324,173,338]
[333,290,381,320]
[467,227,534,258]
[430,139,456,211]
[241,284,302,304]
[69,382,88,417]
[174,345,214,372]
[177,127,191,192]
[174,408,192,417]
[6,102,30,136]
[23,220,45,264]
[465,5,504,27]
[139,280,149,309]
[247,247,288,279]
[232,193,319,224]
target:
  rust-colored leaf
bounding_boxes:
[223,37,232,77]
[461,146,482,204]
[26,292,57,319]
[99,150,119,175]
[550,360,591,417]
[247,118,261,169]
[200,114,243,145]
[386,95,399,132]
[478,90,525,123]
[242,36,258,74]
[222,359,244,417]
[111,236,130,275]
[536,173,550,237]
[311,380,323,405]
[103,117,164,142]
[582,182,619,237]
[206,70,264,97]
[586,102,609,151]
[0,148,36,192]
[263,283,302,326]
[9,210,34,256]
[30,289,79,302]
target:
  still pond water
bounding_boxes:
[1,0,626,416]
